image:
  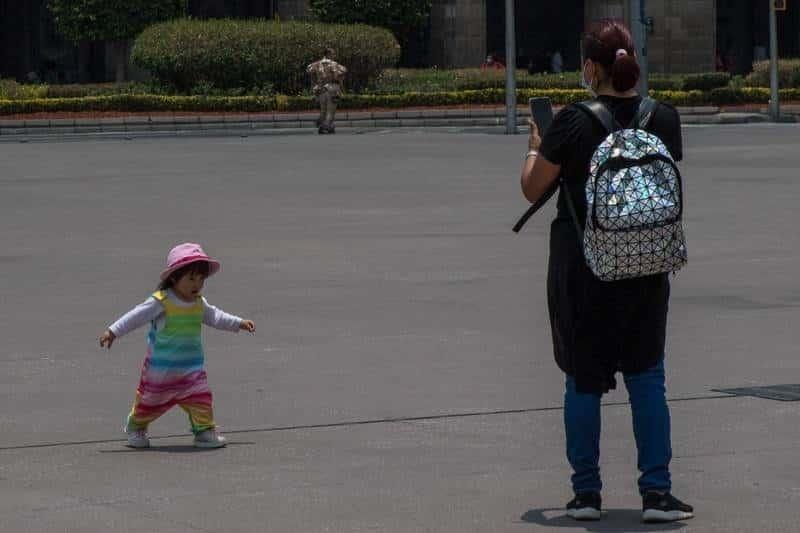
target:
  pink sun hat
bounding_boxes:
[159,243,221,281]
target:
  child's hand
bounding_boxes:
[239,320,256,334]
[99,329,116,349]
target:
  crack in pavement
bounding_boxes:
[0,393,737,452]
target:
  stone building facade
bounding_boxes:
[586,0,716,73]
[2,0,798,82]
[273,0,722,73]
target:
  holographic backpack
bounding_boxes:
[568,98,687,281]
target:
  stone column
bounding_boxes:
[584,0,628,24]
[429,0,486,68]
[584,0,714,73]
[274,0,310,20]
[646,0,715,73]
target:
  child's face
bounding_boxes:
[172,270,206,302]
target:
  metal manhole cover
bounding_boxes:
[713,384,800,401]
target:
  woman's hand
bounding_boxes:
[520,119,561,204]
[99,329,116,349]
[240,320,256,333]
[528,119,542,151]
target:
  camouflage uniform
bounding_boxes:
[306,57,347,134]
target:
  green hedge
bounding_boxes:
[370,69,731,93]
[3,88,799,115]
[368,70,581,93]
[746,59,800,88]
[0,79,49,99]
[3,70,732,100]
[132,19,400,95]
[0,90,587,114]
[44,83,146,98]
[0,95,289,114]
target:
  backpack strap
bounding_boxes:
[631,97,659,130]
[575,100,621,133]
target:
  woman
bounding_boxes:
[519,20,694,523]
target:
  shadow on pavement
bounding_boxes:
[520,508,688,531]
[98,442,256,454]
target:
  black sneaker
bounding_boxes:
[642,491,694,523]
[566,491,602,521]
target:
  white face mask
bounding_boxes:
[581,60,597,98]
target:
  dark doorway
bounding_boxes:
[0,0,105,82]
[486,0,584,72]
[717,0,799,75]
[188,0,274,18]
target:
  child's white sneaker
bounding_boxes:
[125,428,150,448]
[194,429,227,448]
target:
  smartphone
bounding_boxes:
[529,97,554,135]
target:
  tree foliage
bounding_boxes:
[49,0,186,43]
[309,0,431,39]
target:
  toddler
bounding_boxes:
[100,243,255,448]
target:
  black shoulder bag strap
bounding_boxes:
[512,101,611,234]
[511,184,558,233]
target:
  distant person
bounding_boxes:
[550,49,564,73]
[481,53,505,71]
[518,20,693,524]
[307,47,347,134]
[715,51,728,72]
[99,243,256,449]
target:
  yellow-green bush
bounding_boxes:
[3,88,798,116]
[0,80,49,99]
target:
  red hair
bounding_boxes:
[582,20,640,93]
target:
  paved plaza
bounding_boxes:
[1,125,800,531]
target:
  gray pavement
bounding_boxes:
[1,125,799,531]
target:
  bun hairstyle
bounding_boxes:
[582,20,640,93]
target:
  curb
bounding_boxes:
[0,107,794,142]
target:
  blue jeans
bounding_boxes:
[564,359,672,495]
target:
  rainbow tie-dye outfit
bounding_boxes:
[127,291,215,434]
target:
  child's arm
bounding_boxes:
[99,297,163,349]
[202,298,256,333]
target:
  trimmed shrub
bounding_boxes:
[709,87,800,104]
[681,72,731,91]
[370,69,729,94]
[132,19,400,95]
[0,79,49,99]
[368,69,582,93]
[638,73,730,91]
[4,88,799,115]
[650,90,709,106]
[648,76,684,91]
[45,83,143,98]
[0,89,708,115]
[746,59,800,88]
[0,95,287,114]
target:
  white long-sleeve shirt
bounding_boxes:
[108,290,243,338]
